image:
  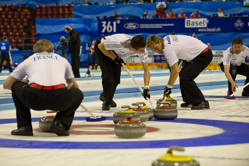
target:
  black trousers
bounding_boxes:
[71,50,81,78]
[94,39,121,104]
[0,52,12,72]
[11,82,83,130]
[91,53,97,70]
[179,49,213,106]
[219,62,249,93]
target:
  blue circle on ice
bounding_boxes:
[0,117,248,149]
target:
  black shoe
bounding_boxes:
[181,102,192,108]
[110,100,117,107]
[100,92,116,107]
[242,91,249,96]
[102,101,110,111]
[50,120,69,136]
[191,101,210,110]
[11,126,33,136]
[99,92,105,101]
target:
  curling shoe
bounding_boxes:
[11,126,33,136]
[242,91,249,96]
[110,100,117,107]
[191,101,210,110]
[50,119,69,136]
[102,101,110,111]
[180,102,192,108]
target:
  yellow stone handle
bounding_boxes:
[132,103,139,106]
[136,101,146,106]
[121,105,131,109]
[167,146,185,154]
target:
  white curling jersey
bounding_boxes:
[222,46,249,66]
[163,35,208,67]
[11,52,74,86]
[101,34,148,63]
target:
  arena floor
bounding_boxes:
[0,68,249,166]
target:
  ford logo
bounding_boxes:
[124,23,139,29]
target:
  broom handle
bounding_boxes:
[80,104,97,119]
[111,49,155,110]
[230,82,249,96]
[67,83,97,119]
[121,63,155,110]
[101,35,154,109]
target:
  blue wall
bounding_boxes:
[2,0,246,64]
[36,18,91,63]
[74,1,249,19]
[0,0,139,8]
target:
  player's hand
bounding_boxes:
[231,82,238,93]
[114,58,125,66]
[142,88,150,100]
[60,36,65,39]
[163,86,171,99]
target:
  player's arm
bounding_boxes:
[66,78,79,89]
[98,42,115,60]
[3,76,18,90]
[224,65,238,92]
[142,62,150,88]
[168,62,179,87]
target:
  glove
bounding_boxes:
[163,86,171,99]
[114,58,125,66]
[142,89,150,100]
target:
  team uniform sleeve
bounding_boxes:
[222,48,231,65]
[65,61,75,79]
[164,49,178,67]
[103,40,123,50]
[245,47,249,57]
[138,50,149,63]
[10,60,27,80]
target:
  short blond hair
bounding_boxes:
[33,39,54,53]
[146,35,163,48]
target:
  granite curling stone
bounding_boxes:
[152,146,200,166]
[131,102,150,122]
[113,105,140,124]
[154,101,177,120]
[157,97,177,108]
[39,116,55,132]
[114,116,146,138]
[133,102,154,120]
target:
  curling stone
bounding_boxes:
[114,116,146,138]
[132,102,154,120]
[131,102,150,122]
[152,146,200,166]
[154,101,177,120]
[157,97,177,108]
[113,105,140,124]
[39,116,55,132]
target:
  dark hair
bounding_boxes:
[3,36,7,40]
[65,27,70,31]
[130,35,146,50]
[171,32,176,35]
[232,37,243,45]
